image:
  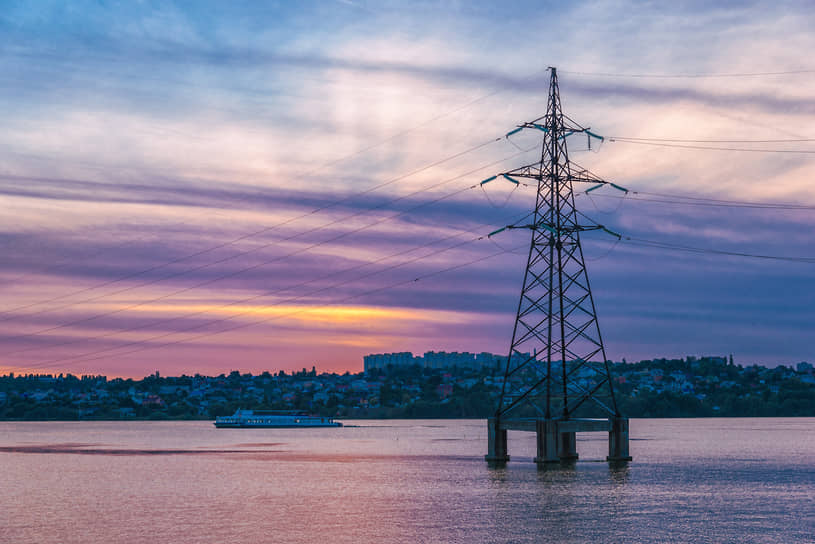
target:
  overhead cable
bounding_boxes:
[7,208,533,360]
[16,239,525,371]
[3,145,539,345]
[561,69,815,79]
[608,138,815,154]
[623,237,815,264]
[0,136,508,321]
[608,136,815,144]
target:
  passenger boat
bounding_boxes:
[214,409,342,428]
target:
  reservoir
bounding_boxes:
[1,418,813,543]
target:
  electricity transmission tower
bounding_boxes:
[485,67,631,464]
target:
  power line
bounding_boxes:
[517,174,815,211]
[18,225,812,373]
[623,237,815,264]
[1,69,555,311]
[609,136,815,144]
[626,190,812,207]
[0,135,507,320]
[303,89,506,176]
[561,69,815,79]
[8,210,530,360]
[588,192,815,211]
[3,145,538,346]
[520,206,815,267]
[14,228,508,369]
[12,237,525,372]
[608,138,815,154]
[0,64,550,294]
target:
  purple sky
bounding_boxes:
[1,1,814,377]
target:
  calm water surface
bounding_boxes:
[1,418,813,543]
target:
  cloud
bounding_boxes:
[1,0,815,375]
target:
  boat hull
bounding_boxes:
[214,422,342,428]
[213,410,342,428]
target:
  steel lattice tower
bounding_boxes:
[486,67,630,464]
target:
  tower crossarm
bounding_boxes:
[485,164,628,194]
[567,167,606,184]
[499,222,622,239]
[498,161,545,180]
[505,117,604,142]
[568,164,628,191]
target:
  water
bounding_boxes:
[1,418,813,543]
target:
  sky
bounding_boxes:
[1,0,814,377]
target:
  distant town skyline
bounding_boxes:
[1,1,814,378]
[3,354,813,420]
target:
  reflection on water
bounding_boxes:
[1,418,813,544]
[608,462,631,485]
[0,443,286,455]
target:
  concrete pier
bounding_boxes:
[607,416,632,462]
[485,417,510,463]
[488,417,631,464]
[534,419,558,463]
[557,431,578,462]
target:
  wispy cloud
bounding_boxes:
[1,0,814,375]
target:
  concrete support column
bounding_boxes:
[534,419,559,464]
[607,417,632,462]
[557,430,578,461]
[485,417,510,463]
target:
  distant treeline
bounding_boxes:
[1,357,814,420]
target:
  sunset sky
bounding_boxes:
[1,1,814,377]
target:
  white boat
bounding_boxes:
[214,409,342,428]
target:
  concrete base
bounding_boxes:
[485,417,510,463]
[488,416,631,464]
[533,419,558,463]
[533,420,578,463]
[607,416,632,462]
[557,431,578,462]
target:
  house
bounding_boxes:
[141,395,164,407]
[436,384,454,398]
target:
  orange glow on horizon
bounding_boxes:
[112,302,473,328]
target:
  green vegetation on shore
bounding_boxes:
[1,356,814,420]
